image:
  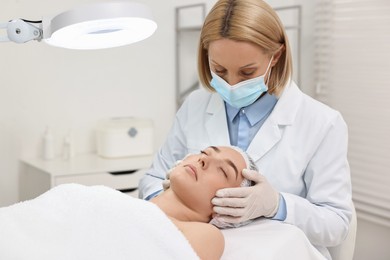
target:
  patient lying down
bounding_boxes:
[151,145,255,260]
[0,146,254,260]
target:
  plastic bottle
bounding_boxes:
[42,126,55,160]
[62,130,74,160]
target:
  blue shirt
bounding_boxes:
[225,93,277,150]
[225,93,287,221]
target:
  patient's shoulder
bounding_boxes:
[170,218,224,260]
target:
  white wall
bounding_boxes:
[354,219,390,260]
[0,0,178,206]
[257,0,316,96]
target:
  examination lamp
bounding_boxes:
[0,2,157,50]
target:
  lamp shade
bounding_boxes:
[44,2,157,50]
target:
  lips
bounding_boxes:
[184,164,198,180]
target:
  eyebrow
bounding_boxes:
[210,60,258,70]
[209,146,239,180]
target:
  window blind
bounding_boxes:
[314,0,390,227]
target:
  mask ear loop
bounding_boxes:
[266,44,285,85]
[264,55,274,86]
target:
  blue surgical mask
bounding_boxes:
[210,57,273,108]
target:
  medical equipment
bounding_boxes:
[96,117,154,158]
[0,2,157,50]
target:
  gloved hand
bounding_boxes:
[162,159,183,191]
[211,169,280,223]
[162,171,171,191]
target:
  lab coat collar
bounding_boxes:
[247,81,303,161]
[205,92,231,145]
[205,81,303,161]
[269,81,302,126]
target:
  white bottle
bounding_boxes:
[42,126,55,160]
[62,130,74,160]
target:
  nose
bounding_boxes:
[198,155,209,170]
[225,75,241,86]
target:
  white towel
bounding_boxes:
[0,184,199,260]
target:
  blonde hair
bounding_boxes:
[198,0,292,96]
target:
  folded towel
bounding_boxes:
[0,184,199,260]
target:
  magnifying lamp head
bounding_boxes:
[44,2,157,50]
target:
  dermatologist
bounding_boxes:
[139,0,352,258]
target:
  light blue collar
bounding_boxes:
[225,93,278,126]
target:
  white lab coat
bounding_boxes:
[139,81,352,257]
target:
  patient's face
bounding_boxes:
[169,146,246,218]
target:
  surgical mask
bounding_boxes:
[210,57,273,108]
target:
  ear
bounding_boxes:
[271,45,285,67]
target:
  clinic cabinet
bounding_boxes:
[19,153,153,201]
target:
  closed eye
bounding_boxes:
[241,71,255,76]
[219,167,228,179]
[215,69,226,76]
[241,68,257,77]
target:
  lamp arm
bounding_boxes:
[0,19,43,43]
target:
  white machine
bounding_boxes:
[96,117,154,158]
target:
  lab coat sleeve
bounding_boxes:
[282,112,352,247]
[138,99,189,200]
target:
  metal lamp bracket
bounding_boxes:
[0,19,42,43]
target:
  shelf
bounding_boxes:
[20,153,153,176]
